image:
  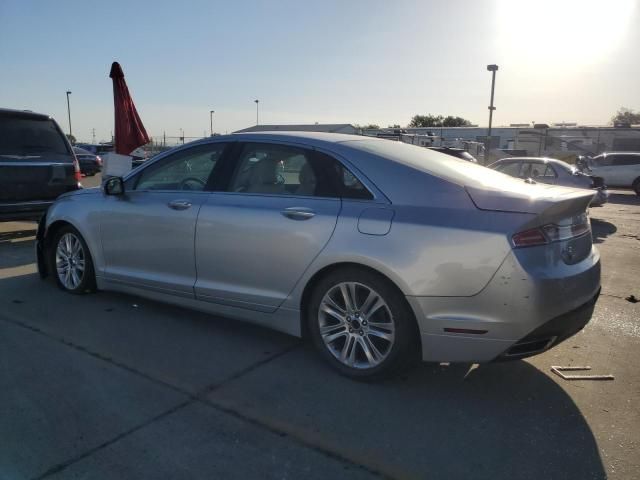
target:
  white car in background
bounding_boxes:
[580,152,640,196]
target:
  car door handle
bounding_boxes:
[168,200,192,210]
[281,207,316,220]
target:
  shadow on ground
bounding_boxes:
[0,228,36,269]
[591,218,617,244]
[0,272,607,479]
[0,228,37,242]
[210,346,607,479]
[607,192,640,206]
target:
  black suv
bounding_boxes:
[0,108,81,221]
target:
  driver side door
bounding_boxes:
[101,142,230,296]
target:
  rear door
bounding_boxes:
[0,114,76,203]
[194,142,341,312]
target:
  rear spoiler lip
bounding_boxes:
[465,185,596,216]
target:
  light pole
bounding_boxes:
[65,91,73,139]
[179,128,184,144]
[485,64,498,164]
[254,99,259,125]
[209,110,215,136]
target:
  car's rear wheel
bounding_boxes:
[308,267,418,380]
[49,225,96,294]
[632,178,640,196]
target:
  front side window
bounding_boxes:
[540,165,557,178]
[133,143,226,191]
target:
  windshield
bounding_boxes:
[0,117,71,157]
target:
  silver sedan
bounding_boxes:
[488,157,609,206]
[36,133,601,379]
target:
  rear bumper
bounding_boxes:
[495,288,600,360]
[408,247,601,363]
[590,188,609,207]
[0,200,53,221]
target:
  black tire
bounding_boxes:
[307,267,419,380]
[48,225,96,294]
[633,178,640,196]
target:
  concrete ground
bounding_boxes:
[0,178,638,479]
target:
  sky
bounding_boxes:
[1,0,639,143]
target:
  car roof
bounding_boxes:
[0,107,52,121]
[73,146,93,154]
[427,146,465,152]
[599,151,640,156]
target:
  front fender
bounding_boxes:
[43,192,105,276]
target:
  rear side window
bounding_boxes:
[315,151,373,200]
[525,163,556,178]
[228,143,373,199]
[0,117,70,158]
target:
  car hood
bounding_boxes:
[59,186,101,199]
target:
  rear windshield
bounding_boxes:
[0,117,71,158]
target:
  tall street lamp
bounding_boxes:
[254,99,259,125]
[66,91,73,139]
[209,110,215,136]
[485,64,498,164]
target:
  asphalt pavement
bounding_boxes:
[0,179,638,479]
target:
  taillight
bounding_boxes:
[512,228,548,247]
[513,213,590,248]
[72,154,82,182]
[96,155,103,166]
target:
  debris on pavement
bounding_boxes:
[551,365,614,381]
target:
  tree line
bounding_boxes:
[357,107,639,130]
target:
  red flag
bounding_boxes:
[109,62,150,155]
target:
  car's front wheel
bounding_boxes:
[632,178,640,197]
[49,225,96,294]
[308,267,418,380]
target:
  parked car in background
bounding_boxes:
[37,133,600,379]
[427,146,478,163]
[578,152,640,196]
[0,108,81,221]
[75,143,113,157]
[73,146,102,176]
[489,157,608,206]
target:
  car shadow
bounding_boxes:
[1,272,606,479]
[0,228,37,269]
[0,228,37,242]
[590,218,617,244]
[210,341,607,479]
[606,192,640,206]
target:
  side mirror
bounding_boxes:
[104,176,125,195]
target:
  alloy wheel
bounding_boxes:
[318,282,395,369]
[55,232,86,290]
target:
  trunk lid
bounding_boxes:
[466,181,595,220]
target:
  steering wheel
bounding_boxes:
[179,177,206,191]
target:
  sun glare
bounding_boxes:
[496,0,636,68]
